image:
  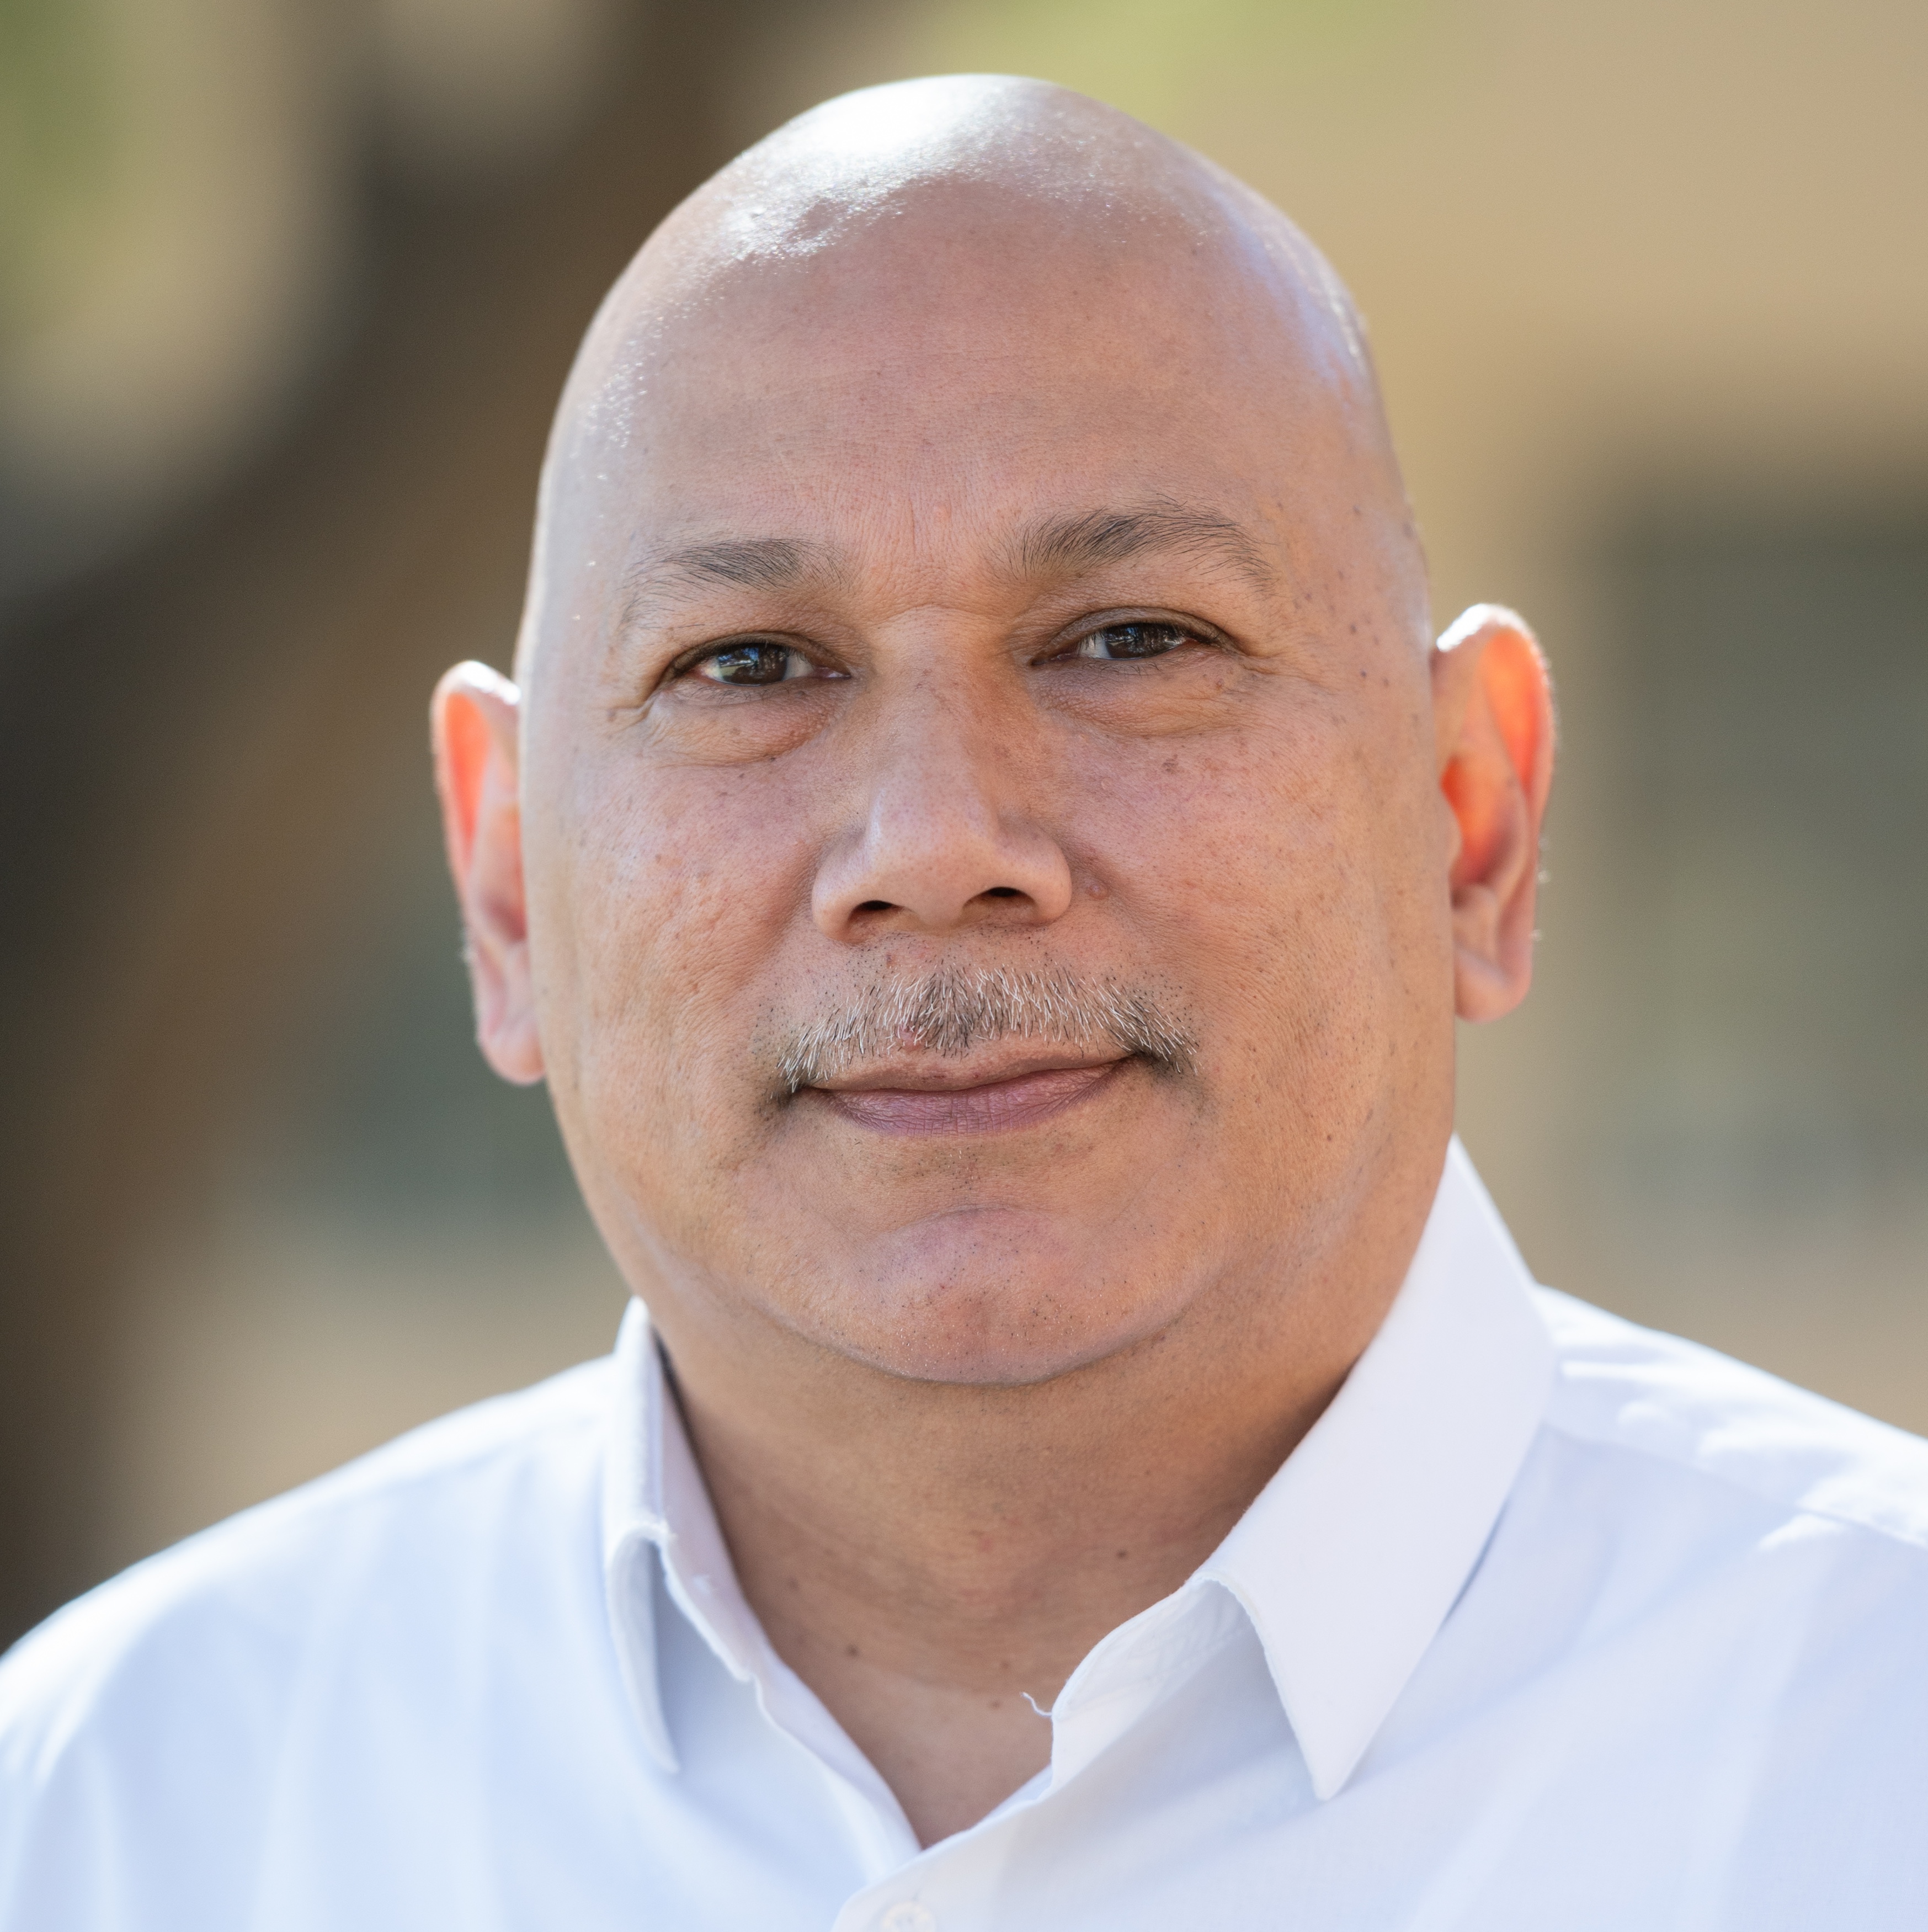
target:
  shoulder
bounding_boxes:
[1515,1291,1928,1824]
[1533,1286,1928,1557]
[3,1352,615,1701]
[0,1353,618,1883]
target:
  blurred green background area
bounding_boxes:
[2,0,1924,1645]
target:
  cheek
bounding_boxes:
[1073,701,1435,1117]
[539,759,815,1172]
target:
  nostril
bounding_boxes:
[982,886,1024,900]
[855,900,894,914]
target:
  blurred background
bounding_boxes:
[3,0,1924,1646]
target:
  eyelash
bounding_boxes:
[675,639,840,689]
[1051,619,1213,663]
[669,611,1222,691]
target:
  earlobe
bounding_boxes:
[1432,606,1556,1024]
[430,662,545,1084]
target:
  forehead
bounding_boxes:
[539,198,1384,636]
[636,354,1315,563]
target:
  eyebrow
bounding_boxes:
[616,499,1271,629]
[1008,502,1274,590]
[621,536,832,610]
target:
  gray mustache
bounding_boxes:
[777,964,1196,1094]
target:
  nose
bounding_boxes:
[811,686,1075,941]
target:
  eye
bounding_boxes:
[690,641,820,686]
[1071,621,1199,662]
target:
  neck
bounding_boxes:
[657,1246,1400,1845]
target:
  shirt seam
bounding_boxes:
[152,1385,614,1565]
[1537,1409,1928,1560]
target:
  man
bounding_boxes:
[2,73,1924,1929]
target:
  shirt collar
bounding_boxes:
[600,1303,677,1769]
[601,1306,777,1773]
[1197,1137,1553,1797]
[600,1137,1553,1795]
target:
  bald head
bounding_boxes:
[519,75,1419,679]
[434,70,1552,1403]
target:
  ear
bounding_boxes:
[1431,605,1556,1023]
[431,661,544,1083]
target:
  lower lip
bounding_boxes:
[817,1062,1127,1135]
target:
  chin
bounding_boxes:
[799,1214,1192,1388]
[834,1307,1160,1389]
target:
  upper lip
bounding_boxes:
[808,1047,1130,1093]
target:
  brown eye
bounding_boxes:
[1074,622,1194,661]
[696,642,807,685]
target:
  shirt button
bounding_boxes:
[879,1905,936,1932]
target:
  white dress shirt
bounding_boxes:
[3,1141,1925,1929]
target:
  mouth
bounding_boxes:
[808,1053,1133,1136]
